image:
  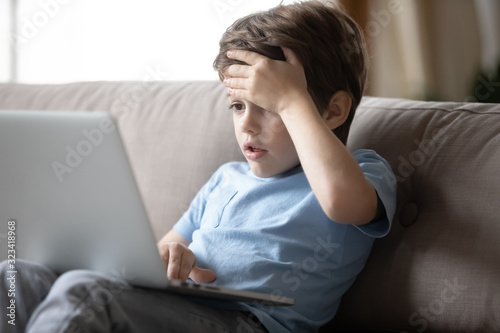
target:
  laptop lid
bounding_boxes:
[0,110,169,288]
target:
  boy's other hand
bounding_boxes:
[223,48,312,114]
[157,241,216,283]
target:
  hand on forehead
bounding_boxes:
[222,47,308,114]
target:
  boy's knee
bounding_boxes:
[44,270,130,327]
[53,270,107,292]
[51,270,128,304]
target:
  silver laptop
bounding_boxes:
[0,110,294,306]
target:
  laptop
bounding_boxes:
[0,110,294,306]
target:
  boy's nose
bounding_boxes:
[240,108,261,135]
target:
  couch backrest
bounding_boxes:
[2,82,500,331]
[332,97,500,332]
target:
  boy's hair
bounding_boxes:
[214,0,369,145]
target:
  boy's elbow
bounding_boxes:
[322,188,378,226]
[323,203,373,226]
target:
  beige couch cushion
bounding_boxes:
[332,97,500,332]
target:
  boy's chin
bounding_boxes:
[248,164,275,179]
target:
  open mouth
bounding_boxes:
[243,144,267,160]
[244,144,266,152]
[246,146,264,152]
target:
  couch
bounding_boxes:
[1,81,499,332]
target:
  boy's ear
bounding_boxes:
[322,90,352,130]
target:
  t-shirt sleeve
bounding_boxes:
[173,166,224,242]
[352,149,397,238]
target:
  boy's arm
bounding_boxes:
[224,49,377,225]
[278,93,378,225]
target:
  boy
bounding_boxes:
[0,1,396,332]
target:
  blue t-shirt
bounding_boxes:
[174,149,397,332]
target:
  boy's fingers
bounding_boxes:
[224,64,249,79]
[223,77,246,90]
[226,87,248,101]
[189,266,217,284]
[165,243,194,280]
[158,244,216,283]
[227,49,260,65]
[166,247,181,279]
[158,244,170,269]
[178,255,196,281]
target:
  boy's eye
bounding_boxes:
[229,103,245,111]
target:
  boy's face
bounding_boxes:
[230,97,300,178]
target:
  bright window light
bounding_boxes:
[12,0,288,83]
[0,0,11,82]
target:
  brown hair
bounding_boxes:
[213,0,369,145]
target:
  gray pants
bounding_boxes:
[0,260,268,333]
